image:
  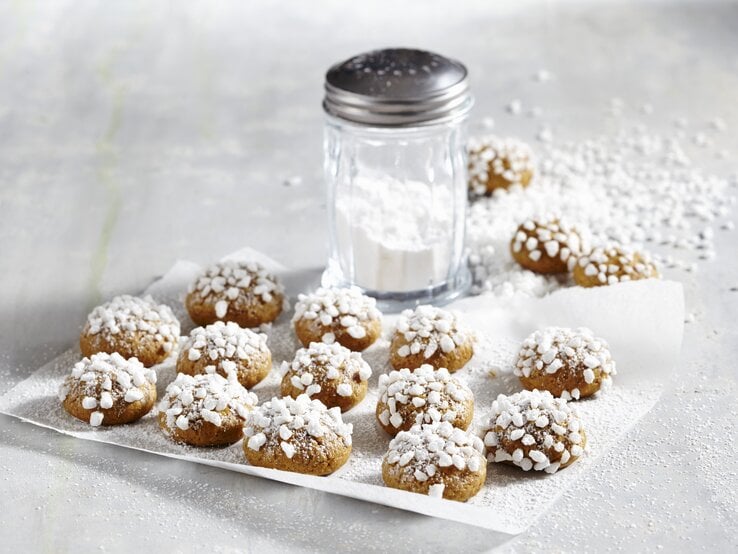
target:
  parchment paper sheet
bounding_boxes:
[0,248,684,534]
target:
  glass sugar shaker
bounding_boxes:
[322,48,473,311]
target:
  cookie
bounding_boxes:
[510,216,582,274]
[573,246,659,287]
[186,260,285,328]
[382,421,486,502]
[59,352,157,426]
[515,327,616,400]
[292,286,382,351]
[279,341,371,412]
[376,365,474,435]
[483,389,585,473]
[390,305,474,372]
[158,372,258,447]
[79,294,180,367]
[243,395,353,476]
[468,135,535,197]
[176,321,272,389]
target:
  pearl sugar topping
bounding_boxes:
[385,421,485,484]
[58,352,157,427]
[292,286,381,342]
[279,341,372,398]
[394,305,470,360]
[377,365,472,429]
[86,295,179,351]
[244,395,353,459]
[159,372,257,432]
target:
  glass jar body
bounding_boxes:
[322,115,470,311]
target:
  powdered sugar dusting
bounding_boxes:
[0,251,675,533]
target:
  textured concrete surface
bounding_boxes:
[1,1,736,552]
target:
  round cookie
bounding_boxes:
[510,216,582,274]
[292,286,382,351]
[58,352,157,427]
[176,321,272,389]
[483,389,585,473]
[382,421,487,502]
[573,246,659,287]
[186,260,285,328]
[515,327,616,400]
[376,365,474,435]
[468,135,535,197]
[390,305,474,372]
[80,294,180,367]
[243,395,353,476]
[279,341,371,412]
[158,372,257,447]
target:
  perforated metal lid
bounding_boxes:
[323,48,472,127]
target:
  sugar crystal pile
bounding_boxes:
[467,122,736,297]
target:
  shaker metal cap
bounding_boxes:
[324,48,472,127]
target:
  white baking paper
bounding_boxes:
[0,247,684,535]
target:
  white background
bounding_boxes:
[0,1,736,552]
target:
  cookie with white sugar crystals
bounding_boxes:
[186,260,285,328]
[176,321,272,389]
[483,390,586,473]
[376,365,474,436]
[243,394,353,475]
[280,342,371,412]
[573,245,659,287]
[59,352,157,427]
[468,135,535,197]
[158,372,257,447]
[292,286,382,351]
[390,305,474,372]
[80,295,180,367]
[510,216,582,274]
[516,327,616,400]
[382,421,486,502]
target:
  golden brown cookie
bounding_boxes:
[292,286,382,351]
[158,372,257,447]
[382,422,486,502]
[376,365,474,435]
[573,246,659,287]
[58,352,157,426]
[515,327,616,400]
[243,395,353,475]
[510,216,583,274]
[79,295,180,367]
[390,305,474,372]
[279,341,371,412]
[176,321,272,389]
[186,260,285,328]
[468,135,535,197]
[483,390,585,473]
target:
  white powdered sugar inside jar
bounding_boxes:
[334,176,455,292]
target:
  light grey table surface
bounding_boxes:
[1,1,736,552]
